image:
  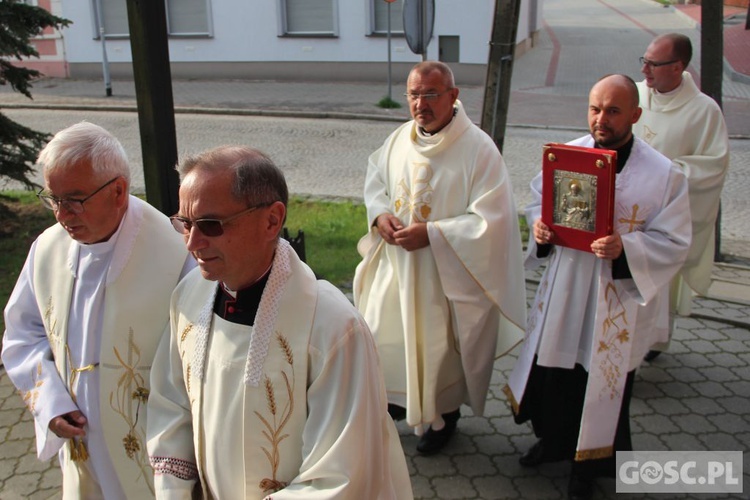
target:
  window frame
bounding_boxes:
[369,0,404,36]
[277,0,339,38]
[90,0,213,39]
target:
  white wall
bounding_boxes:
[61,0,541,80]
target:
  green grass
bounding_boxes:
[0,192,529,335]
[285,197,368,285]
[0,194,370,335]
[376,96,402,109]
[0,191,57,335]
[519,213,529,247]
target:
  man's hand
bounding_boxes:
[533,219,554,245]
[375,214,404,245]
[393,222,429,251]
[591,232,623,260]
[49,410,87,439]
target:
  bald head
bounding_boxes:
[652,33,692,66]
[587,74,642,149]
[409,61,455,88]
[641,34,688,92]
[593,74,640,108]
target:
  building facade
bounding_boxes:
[24,0,542,85]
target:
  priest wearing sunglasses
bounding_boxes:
[2,121,195,499]
[147,146,412,499]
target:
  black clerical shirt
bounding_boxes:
[213,272,270,326]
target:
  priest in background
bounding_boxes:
[2,121,194,498]
[634,32,730,361]
[353,61,527,456]
[505,75,691,500]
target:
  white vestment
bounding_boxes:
[147,239,412,500]
[2,196,193,499]
[506,136,691,458]
[635,72,730,297]
[353,100,526,429]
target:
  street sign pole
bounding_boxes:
[421,0,427,61]
[403,0,434,59]
[387,0,393,100]
[94,0,112,97]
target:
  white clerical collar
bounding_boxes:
[653,77,684,97]
[76,209,127,258]
[416,106,458,138]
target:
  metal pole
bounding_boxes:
[387,1,392,100]
[421,0,427,61]
[94,0,112,97]
[701,2,723,261]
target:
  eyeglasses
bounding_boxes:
[170,203,269,237]
[403,91,451,102]
[37,177,120,214]
[639,56,678,69]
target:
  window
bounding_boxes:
[279,0,337,36]
[93,0,129,37]
[166,0,210,35]
[92,0,211,38]
[372,0,403,35]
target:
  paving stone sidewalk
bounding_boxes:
[2,265,748,499]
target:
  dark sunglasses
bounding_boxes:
[170,203,269,237]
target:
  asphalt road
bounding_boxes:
[4,108,749,245]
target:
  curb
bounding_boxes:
[672,5,750,85]
[4,102,749,140]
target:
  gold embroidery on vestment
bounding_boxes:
[109,329,154,493]
[394,162,434,223]
[641,125,656,144]
[595,282,630,401]
[502,384,520,415]
[21,363,45,413]
[43,297,61,349]
[256,332,296,493]
[575,445,614,461]
[64,345,98,462]
[618,204,645,233]
[180,323,192,344]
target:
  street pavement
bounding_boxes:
[1,0,749,498]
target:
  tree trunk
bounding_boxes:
[126,0,179,216]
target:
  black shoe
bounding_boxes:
[644,350,662,362]
[416,409,460,455]
[519,439,546,467]
[568,473,593,500]
[519,439,567,467]
[387,404,406,421]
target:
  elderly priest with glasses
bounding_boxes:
[2,121,195,499]
[146,145,412,499]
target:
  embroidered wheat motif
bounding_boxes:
[256,332,295,493]
[180,323,193,344]
[110,329,154,494]
[20,363,45,413]
[596,282,630,400]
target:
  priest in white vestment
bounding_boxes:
[2,122,194,499]
[147,146,412,499]
[505,75,691,500]
[353,61,526,455]
[633,33,730,359]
